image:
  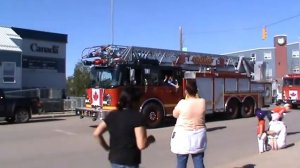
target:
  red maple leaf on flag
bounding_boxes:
[290,92,297,97]
[93,91,99,101]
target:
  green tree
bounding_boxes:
[66,62,90,97]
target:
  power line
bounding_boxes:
[187,12,300,34]
[266,13,300,27]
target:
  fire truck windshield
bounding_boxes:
[283,78,293,86]
[282,78,300,86]
[90,68,119,88]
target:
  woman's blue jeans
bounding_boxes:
[111,163,139,168]
[176,152,205,168]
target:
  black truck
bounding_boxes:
[0,89,41,123]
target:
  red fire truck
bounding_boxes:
[281,73,300,108]
[75,45,272,128]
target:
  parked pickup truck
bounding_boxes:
[0,89,41,123]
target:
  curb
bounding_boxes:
[32,111,75,119]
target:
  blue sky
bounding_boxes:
[2,0,300,77]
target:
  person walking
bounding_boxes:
[170,79,207,168]
[93,87,155,168]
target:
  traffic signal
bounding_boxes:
[262,27,267,40]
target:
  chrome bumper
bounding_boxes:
[75,107,109,121]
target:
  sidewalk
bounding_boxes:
[215,141,300,168]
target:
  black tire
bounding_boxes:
[142,102,164,128]
[292,104,298,109]
[224,98,240,119]
[14,108,30,123]
[241,98,255,118]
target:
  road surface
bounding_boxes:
[1,109,300,168]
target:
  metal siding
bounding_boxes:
[12,27,68,43]
[0,51,22,66]
[196,78,213,114]
[287,43,300,73]
[250,83,265,92]
[214,78,224,111]
[22,70,66,90]
[225,78,237,92]
[238,78,250,92]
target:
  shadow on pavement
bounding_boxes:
[0,118,66,125]
[233,164,256,168]
[90,125,98,128]
[287,131,300,136]
[207,126,227,132]
[283,143,295,149]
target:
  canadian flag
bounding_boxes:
[289,90,298,100]
[92,88,103,106]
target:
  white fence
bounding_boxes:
[63,97,85,111]
[5,88,85,112]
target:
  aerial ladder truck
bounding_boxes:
[75,45,272,128]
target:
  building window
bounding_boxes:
[250,53,256,61]
[264,52,272,60]
[266,68,272,79]
[2,62,16,83]
[292,66,300,73]
[292,50,300,58]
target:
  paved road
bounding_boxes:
[0,109,300,168]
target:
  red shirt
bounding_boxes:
[272,106,285,114]
[257,119,265,135]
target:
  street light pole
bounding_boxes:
[111,0,114,45]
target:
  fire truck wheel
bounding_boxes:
[142,102,163,128]
[241,98,255,118]
[224,99,240,119]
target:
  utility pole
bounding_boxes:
[111,0,114,45]
[179,26,183,51]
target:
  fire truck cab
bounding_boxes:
[282,73,300,108]
[80,59,184,128]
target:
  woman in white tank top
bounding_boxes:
[170,79,207,168]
